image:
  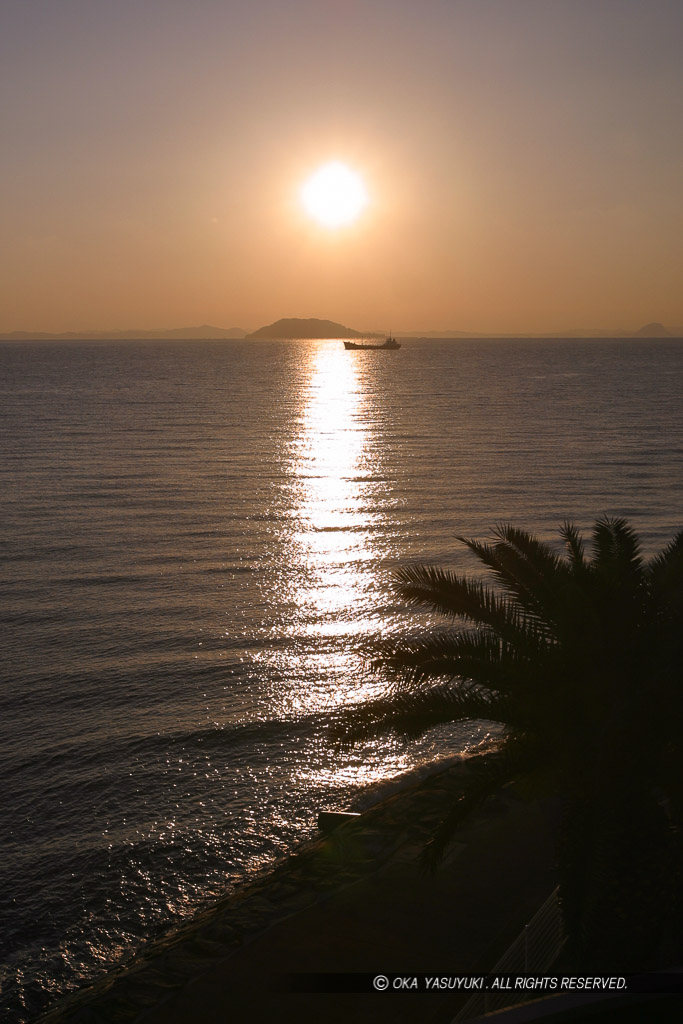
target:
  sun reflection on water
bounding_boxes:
[290,342,374,622]
[256,341,396,720]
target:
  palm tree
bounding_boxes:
[332,518,683,969]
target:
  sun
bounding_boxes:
[300,161,368,228]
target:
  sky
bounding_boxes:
[1,0,682,334]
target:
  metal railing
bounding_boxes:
[453,887,565,1020]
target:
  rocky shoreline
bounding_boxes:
[39,744,557,1023]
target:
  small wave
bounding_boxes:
[150,711,334,753]
[3,707,336,778]
[311,524,376,533]
[201,564,254,575]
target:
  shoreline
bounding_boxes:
[39,742,558,1023]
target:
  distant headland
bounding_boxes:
[632,322,671,338]
[0,325,248,341]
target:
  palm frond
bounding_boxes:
[372,628,548,694]
[591,516,644,580]
[391,564,545,645]
[561,521,587,573]
[493,524,566,579]
[646,528,683,598]
[457,535,535,606]
[329,682,509,748]
[458,529,566,627]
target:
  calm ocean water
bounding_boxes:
[1,337,682,1020]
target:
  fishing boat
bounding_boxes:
[343,334,401,351]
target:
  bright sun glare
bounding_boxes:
[300,161,368,228]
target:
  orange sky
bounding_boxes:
[1,0,682,334]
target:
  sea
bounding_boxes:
[1,336,682,1021]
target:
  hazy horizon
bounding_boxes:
[2,317,682,340]
[2,0,682,334]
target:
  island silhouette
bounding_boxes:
[246,317,381,340]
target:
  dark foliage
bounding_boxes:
[331,518,683,969]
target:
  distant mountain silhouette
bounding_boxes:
[247,318,380,339]
[399,323,679,339]
[0,325,247,341]
[633,322,670,337]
